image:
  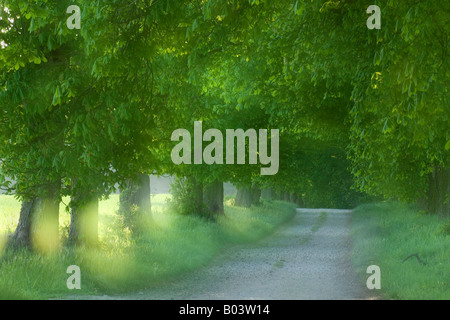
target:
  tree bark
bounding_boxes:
[119,173,151,215]
[9,181,60,252]
[296,194,304,208]
[251,187,261,205]
[235,185,261,207]
[68,195,99,247]
[30,197,60,253]
[283,192,290,202]
[119,173,151,232]
[191,177,204,214]
[272,190,281,200]
[8,199,37,249]
[235,186,252,207]
[290,193,297,203]
[261,188,272,200]
[426,166,450,217]
[203,180,224,216]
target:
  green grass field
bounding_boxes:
[0,194,296,299]
[351,202,450,300]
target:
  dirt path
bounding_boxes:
[80,208,373,300]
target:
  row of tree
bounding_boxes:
[1,0,448,251]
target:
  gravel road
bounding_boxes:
[81,208,374,300]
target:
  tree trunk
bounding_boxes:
[235,186,253,207]
[251,187,261,205]
[426,166,450,217]
[203,180,224,216]
[8,199,37,249]
[261,188,272,200]
[283,192,290,202]
[235,185,261,207]
[296,194,304,208]
[191,177,204,214]
[119,173,151,214]
[10,180,60,252]
[290,193,297,203]
[30,197,60,253]
[119,173,151,232]
[68,195,99,247]
[272,190,281,200]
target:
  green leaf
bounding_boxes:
[29,18,35,33]
[445,140,450,151]
[47,36,54,51]
[52,86,61,106]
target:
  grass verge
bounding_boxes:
[351,201,449,300]
[0,194,296,299]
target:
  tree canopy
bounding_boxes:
[1,0,448,235]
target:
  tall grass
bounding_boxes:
[351,202,450,300]
[0,195,295,299]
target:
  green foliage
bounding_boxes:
[1,0,448,211]
[0,0,192,202]
[167,176,206,216]
[344,1,449,202]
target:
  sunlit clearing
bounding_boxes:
[0,232,7,257]
[152,209,176,229]
[82,247,137,286]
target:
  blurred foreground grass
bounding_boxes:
[351,202,449,300]
[0,194,296,299]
